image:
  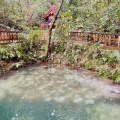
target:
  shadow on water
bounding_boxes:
[0,65,120,120]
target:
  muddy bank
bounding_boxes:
[0,59,43,77]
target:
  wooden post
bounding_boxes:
[118,36,120,48]
[11,33,13,42]
[108,35,111,46]
[104,34,107,46]
[3,32,5,43]
[6,32,9,43]
[108,0,111,6]
[1,32,3,42]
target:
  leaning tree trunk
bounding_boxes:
[46,0,64,58]
[108,0,112,6]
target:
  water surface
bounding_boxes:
[0,65,120,120]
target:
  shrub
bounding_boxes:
[115,75,120,84]
[111,69,120,80]
[98,66,111,78]
[29,29,45,43]
[85,61,95,70]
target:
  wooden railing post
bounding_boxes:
[108,34,111,46]
[70,31,120,48]
[118,36,120,48]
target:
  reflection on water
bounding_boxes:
[0,65,120,120]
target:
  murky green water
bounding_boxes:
[0,65,120,120]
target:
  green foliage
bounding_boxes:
[86,42,102,60]
[1,0,119,33]
[98,66,111,78]
[85,61,95,70]
[98,52,110,64]
[87,52,93,60]
[111,69,120,80]
[107,55,117,66]
[0,0,60,30]
[0,43,28,62]
[29,29,45,43]
[55,43,66,53]
[67,51,79,66]
[99,57,108,65]
[115,75,120,84]
[96,49,120,67]
[113,50,120,63]
[0,39,42,62]
[74,44,88,54]
[56,10,73,40]
[56,0,120,35]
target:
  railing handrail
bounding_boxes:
[0,30,21,33]
[0,30,21,44]
[70,31,120,48]
[70,31,120,36]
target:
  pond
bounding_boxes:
[0,65,120,120]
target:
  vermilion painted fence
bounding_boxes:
[0,31,20,43]
[70,32,120,48]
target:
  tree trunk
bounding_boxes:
[108,0,111,6]
[46,0,64,58]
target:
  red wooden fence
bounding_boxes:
[70,32,120,48]
[0,31,20,43]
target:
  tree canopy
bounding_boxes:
[56,0,120,39]
[0,0,119,33]
[0,0,60,30]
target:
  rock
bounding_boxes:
[110,89,120,94]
